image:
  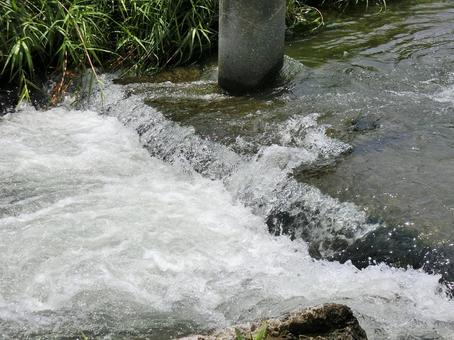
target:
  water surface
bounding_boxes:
[1,0,454,339]
[1,106,453,339]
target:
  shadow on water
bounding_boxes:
[0,85,17,116]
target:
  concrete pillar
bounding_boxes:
[218,0,286,94]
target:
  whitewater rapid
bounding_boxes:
[0,105,453,339]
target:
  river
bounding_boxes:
[1,0,454,339]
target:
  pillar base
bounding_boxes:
[218,0,286,95]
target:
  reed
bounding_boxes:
[0,0,388,104]
[0,0,217,103]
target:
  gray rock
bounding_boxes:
[181,304,367,340]
[351,115,380,132]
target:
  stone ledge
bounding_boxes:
[181,303,367,340]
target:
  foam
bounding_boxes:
[0,106,453,338]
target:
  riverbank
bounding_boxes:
[0,0,387,105]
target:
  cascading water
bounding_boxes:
[1,105,453,339]
[2,0,454,339]
[96,83,377,257]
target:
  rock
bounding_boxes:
[181,304,367,340]
[350,115,380,132]
[334,226,454,297]
[278,304,368,340]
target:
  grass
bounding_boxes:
[0,0,388,105]
[235,322,268,340]
[0,0,217,104]
[327,0,387,10]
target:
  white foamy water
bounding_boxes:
[0,107,453,339]
[93,78,377,255]
[434,85,454,103]
[432,73,454,104]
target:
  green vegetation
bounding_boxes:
[235,322,268,340]
[0,0,217,103]
[0,0,388,105]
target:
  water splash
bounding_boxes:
[91,78,378,256]
[1,107,453,339]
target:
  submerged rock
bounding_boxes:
[335,226,454,297]
[350,115,380,132]
[181,304,367,340]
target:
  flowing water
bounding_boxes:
[1,0,454,339]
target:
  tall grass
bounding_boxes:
[0,0,110,102]
[0,0,217,103]
[0,0,388,105]
[110,0,216,70]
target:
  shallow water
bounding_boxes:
[1,0,454,339]
[287,0,454,243]
[285,0,454,280]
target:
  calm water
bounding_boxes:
[1,0,454,339]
